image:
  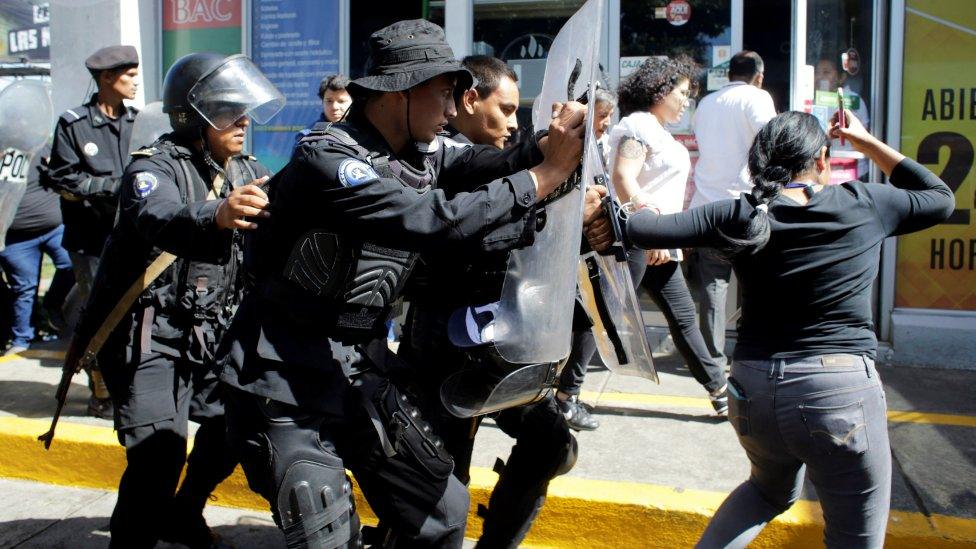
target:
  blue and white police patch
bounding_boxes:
[337,159,379,187]
[132,172,159,198]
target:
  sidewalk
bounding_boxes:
[1,340,974,548]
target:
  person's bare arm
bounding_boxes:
[611,137,647,206]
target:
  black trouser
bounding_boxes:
[101,345,238,549]
[628,249,726,392]
[225,369,468,549]
[557,329,597,396]
[403,305,577,549]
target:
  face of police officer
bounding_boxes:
[459,76,519,149]
[100,66,139,101]
[405,74,458,143]
[593,100,615,140]
[322,88,352,122]
[205,115,249,164]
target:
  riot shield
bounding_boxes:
[577,144,657,381]
[0,80,53,251]
[128,102,174,156]
[491,0,604,364]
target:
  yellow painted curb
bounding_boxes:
[1,417,974,547]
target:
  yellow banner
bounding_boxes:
[895,1,976,310]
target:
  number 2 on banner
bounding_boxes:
[916,132,974,225]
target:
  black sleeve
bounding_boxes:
[301,147,538,253]
[46,120,88,198]
[438,133,544,187]
[864,158,955,236]
[120,158,232,262]
[625,198,744,250]
[45,120,120,200]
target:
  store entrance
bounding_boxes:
[742,0,792,112]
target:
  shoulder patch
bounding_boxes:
[130,147,159,158]
[60,108,87,124]
[337,159,379,187]
[132,172,160,199]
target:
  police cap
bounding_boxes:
[85,45,139,72]
[348,19,472,96]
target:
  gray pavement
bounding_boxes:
[1,336,974,546]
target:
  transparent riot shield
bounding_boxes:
[128,102,174,156]
[577,141,657,380]
[491,0,604,364]
[0,80,53,251]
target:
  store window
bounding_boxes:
[805,0,874,182]
[430,0,585,135]
[620,0,733,139]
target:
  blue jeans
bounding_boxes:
[0,225,73,348]
[698,355,890,548]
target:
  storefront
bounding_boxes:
[47,0,976,368]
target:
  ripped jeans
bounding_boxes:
[698,354,890,549]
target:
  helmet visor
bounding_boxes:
[187,55,285,130]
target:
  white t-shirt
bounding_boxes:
[691,81,777,207]
[608,111,689,216]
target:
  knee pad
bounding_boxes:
[277,460,361,549]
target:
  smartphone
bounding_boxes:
[836,87,846,145]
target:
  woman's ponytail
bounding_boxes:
[717,111,828,256]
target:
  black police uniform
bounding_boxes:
[77,132,269,548]
[47,94,137,256]
[400,127,577,549]
[219,101,547,547]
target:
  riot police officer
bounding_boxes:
[400,55,578,549]
[218,19,585,548]
[46,44,140,417]
[75,52,279,548]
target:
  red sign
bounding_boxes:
[666,0,692,27]
[162,0,241,31]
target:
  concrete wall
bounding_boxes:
[50,0,159,117]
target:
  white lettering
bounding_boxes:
[213,0,233,21]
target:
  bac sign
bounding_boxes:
[667,0,691,27]
[164,0,241,30]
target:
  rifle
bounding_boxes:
[38,336,88,449]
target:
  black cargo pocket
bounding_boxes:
[727,376,750,436]
[369,377,453,481]
[799,400,869,455]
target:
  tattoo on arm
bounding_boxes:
[618,137,646,160]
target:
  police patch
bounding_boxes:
[133,172,159,198]
[337,159,379,187]
[83,142,99,157]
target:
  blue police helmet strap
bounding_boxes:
[337,158,380,187]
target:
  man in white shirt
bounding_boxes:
[691,51,776,365]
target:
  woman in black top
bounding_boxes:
[587,110,953,547]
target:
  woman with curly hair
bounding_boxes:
[608,56,729,414]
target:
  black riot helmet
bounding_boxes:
[163,52,285,134]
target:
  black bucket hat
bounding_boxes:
[348,19,473,96]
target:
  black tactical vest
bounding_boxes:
[253,122,435,339]
[139,140,258,330]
